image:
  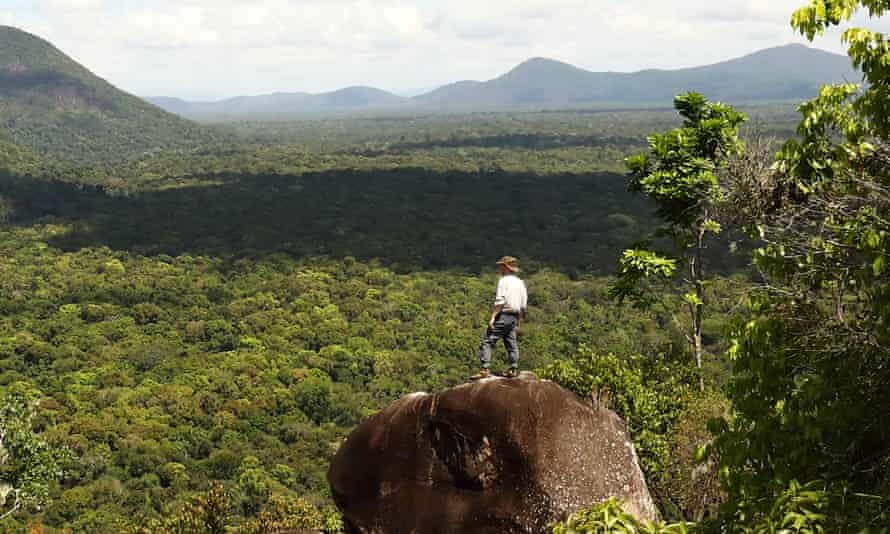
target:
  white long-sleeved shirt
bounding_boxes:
[494,274,528,314]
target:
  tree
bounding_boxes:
[0,394,70,522]
[612,93,746,388]
[792,0,890,138]
[237,456,272,516]
[240,495,344,534]
[707,1,890,530]
[293,370,334,424]
[128,482,233,534]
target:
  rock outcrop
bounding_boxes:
[327,372,657,534]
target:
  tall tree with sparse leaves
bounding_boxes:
[612,93,746,389]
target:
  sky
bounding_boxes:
[1,0,887,101]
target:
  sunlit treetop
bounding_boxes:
[792,1,890,138]
[793,0,890,37]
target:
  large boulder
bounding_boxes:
[327,372,657,533]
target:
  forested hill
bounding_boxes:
[0,137,40,175]
[0,26,220,162]
[149,44,858,118]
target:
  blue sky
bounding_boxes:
[1,0,886,100]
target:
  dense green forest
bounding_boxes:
[3,1,890,532]
[0,80,865,534]
[0,86,880,534]
[0,107,751,531]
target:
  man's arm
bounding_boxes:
[489,304,503,329]
[490,278,507,329]
[517,284,524,329]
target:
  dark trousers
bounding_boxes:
[478,313,519,368]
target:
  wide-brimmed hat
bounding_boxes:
[496,256,520,273]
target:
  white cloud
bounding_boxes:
[693,0,797,23]
[6,0,884,99]
[112,6,220,49]
[44,0,104,9]
[1,4,54,40]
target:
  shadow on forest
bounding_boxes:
[386,133,647,152]
[0,168,656,274]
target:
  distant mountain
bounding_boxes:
[417,45,860,108]
[442,58,605,107]
[0,26,217,161]
[146,92,311,116]
[150,44,859,118]
[317,86,406,108]
[147,86,408,117]
[413,80,482,105]
[143,96,195,115]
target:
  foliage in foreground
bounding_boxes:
[704,0,890,530]
[0,393,71,522]
[551,481,859,534]
[551,499,690,534]
[558,3,890,531]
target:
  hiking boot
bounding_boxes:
[469,368,490,380]
[503,367,519,379]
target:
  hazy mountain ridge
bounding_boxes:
[146,86,409,116]
[0,25,218,161]
[0,24,859,128]
[148,44,859,117]
[403,80,482,105]
[424,44,858,107]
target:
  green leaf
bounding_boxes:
[683,292,703,306]
[873,254,886,276]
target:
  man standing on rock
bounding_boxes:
[471,256,528,380]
